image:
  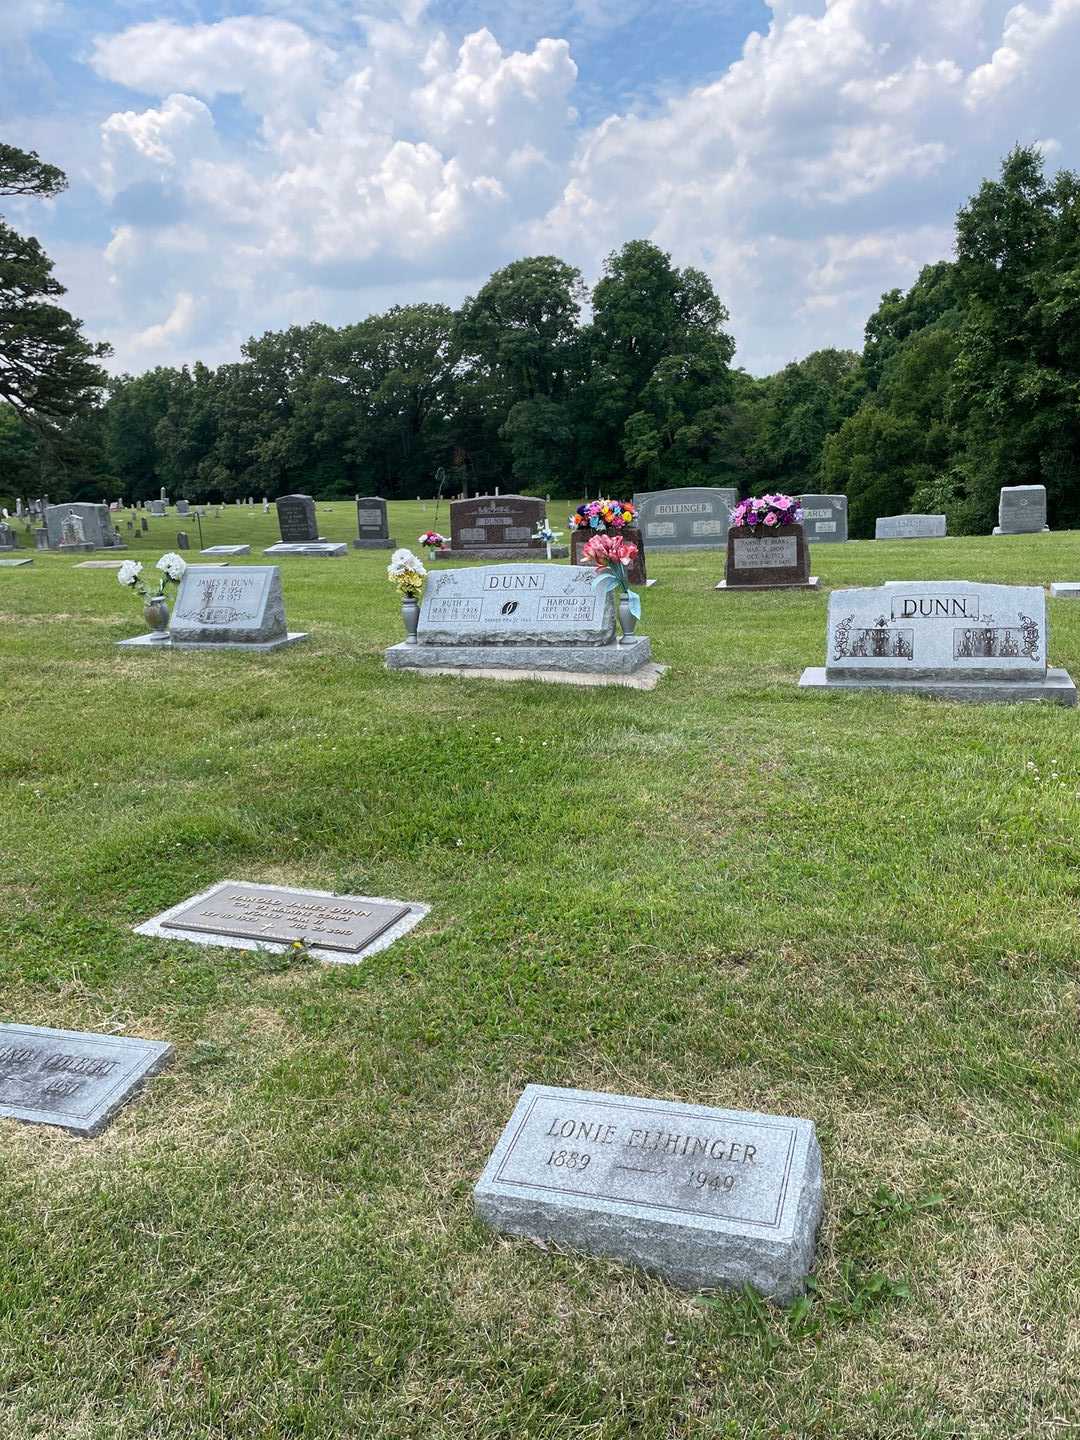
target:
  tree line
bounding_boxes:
[3,144,1079,536]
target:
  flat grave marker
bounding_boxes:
[0,1022,173,1137]
[201,544,250,556]
[0,557,32,567]
[264,542,347,558]
[136,880,429,964]
[475,1084,823,1302]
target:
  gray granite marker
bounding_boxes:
[264,541,347,558]
[875,514,946,540]
[0,1022,173,1137]
[386,562,658,681]
[800,580,1077,704]
[634,487,735,549]
[117,564,306,650]
[201,544,250,556]
[994,484,1048,535]
[798,494,848,543]
[0,557,33,567]
[475,1084,823,1302]
[353,496,396,550]
[276,493,319,543]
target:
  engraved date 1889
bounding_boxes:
[547,1149,591,1171]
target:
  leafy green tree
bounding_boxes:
[0,143,110,439]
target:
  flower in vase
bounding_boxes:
[117,560,144,588]
[156,552,187,583]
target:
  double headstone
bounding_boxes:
[799,581,1076,705]
[994,485,1048,535]
[276,493,319,544]
[634,487,736,550]
[45,502,123,552]
[875,514,946,540]
[385,562,654,680]
[353,496,396,550]
[148,499,166,517]
[117,565,307,651]
[719,524,817,590]
[797,494,848,543]
[175,499,190,516]
[444,495,564,559]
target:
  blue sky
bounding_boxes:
[2,0,1078,376]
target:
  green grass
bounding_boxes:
[1,504,1079,1439]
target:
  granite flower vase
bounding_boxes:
[617,594,638,643]
[401,597,420,643]
[143,595,170,639]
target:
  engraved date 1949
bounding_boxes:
[688,1170,736,1193]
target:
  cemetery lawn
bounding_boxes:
[3,503,1080,1440]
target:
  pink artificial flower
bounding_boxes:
[582,533,638,568]
[763,511,778,526]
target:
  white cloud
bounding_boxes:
[64,0,1080,373]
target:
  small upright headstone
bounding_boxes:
[797,494,848,543]
[353,496,396,550]
[176,531,190,550]
[35,528,48,550]
[474,1084,823,1302]
[175,499,190,516]
[262,497,269,514]
[634,487,736,550]
[140,517,149,533]
[0,522,15,551]
[276,493,319,543]
[719,524,817,590]
[117,564,307,651]
[800,581,1076,704]
[994,485,1048,535]
[875,514,946,540]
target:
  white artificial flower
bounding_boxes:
[388,548,426,577]
[156,552,187,582]
[117,560,143,587]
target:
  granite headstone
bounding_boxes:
[800,581,1076,704]
[994,485,1048,535]
[117,564,306,650]
[276,493,319,543]
[353,496,396,550]
[0,1022,173,1137]
[875,514,946,540]
[719,524,817,589]
[634,487,735,549]
[797,494,848,543]
[474,1084,823,1302]
[444,495,559,560]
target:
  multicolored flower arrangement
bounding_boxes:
[418,530,448,557]
[117,552,187,601]
[729,494,804,531]
[568,498,637,533]
[581,533,642,621]
[388,547,427,600]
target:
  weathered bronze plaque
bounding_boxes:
[162,884,410,954]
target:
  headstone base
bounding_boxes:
[263,542,344,557]
[798,666,1077,706]
[0,557,33,567]
[1050,583,1080,598]
[116,631,309,652]
[58,542,97,554]
[992,526,1049,535]
[201,544,250,556]
[353,536,397,549]
[436,546,568,561]
[716,578,820,591]
[386,635,654,677]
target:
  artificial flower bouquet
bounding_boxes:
[117,552,187,601]
[388,548,427,601]
[418,530,448,555]
[568,498,637,533]
[728,494,804,531]
[581,533,642,623]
